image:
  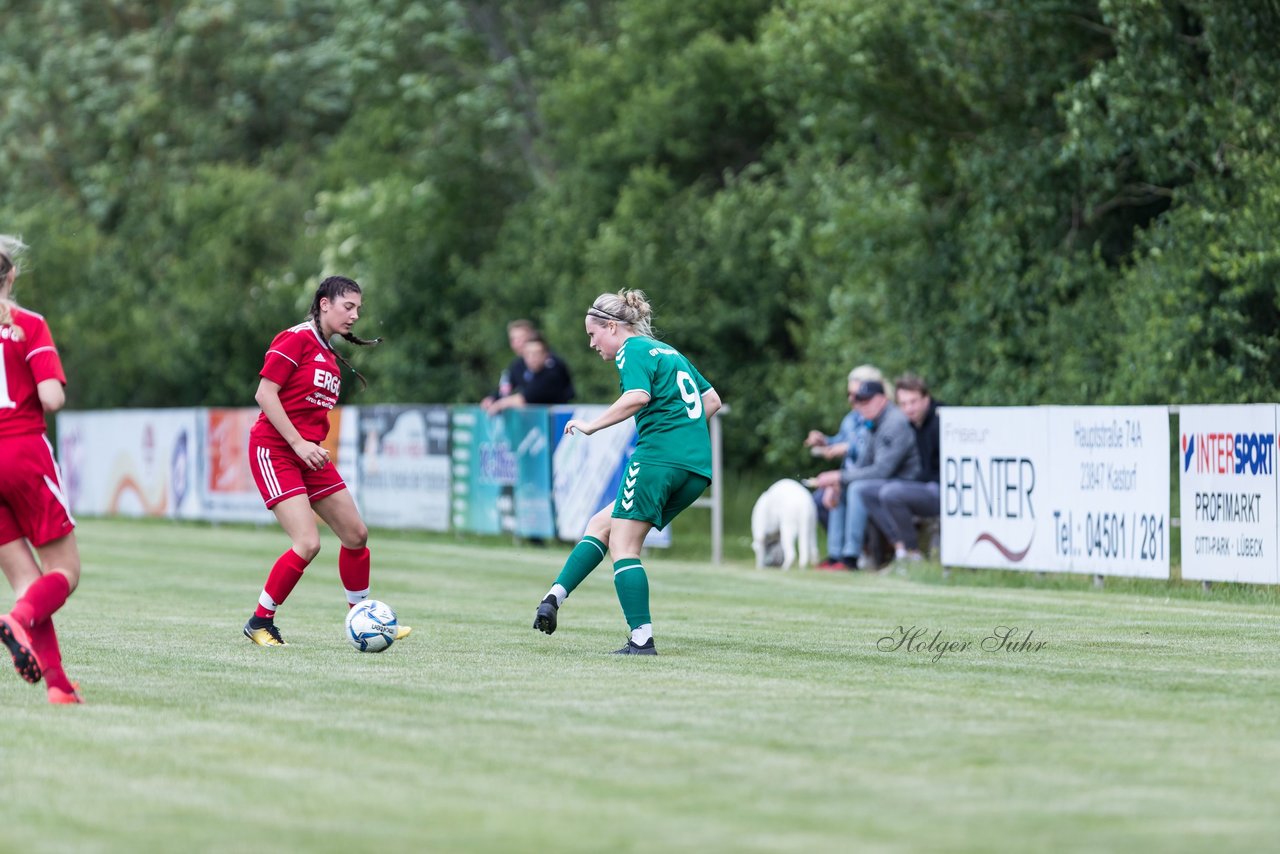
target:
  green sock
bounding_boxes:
[553,536,608,597]
[612,558,651,630]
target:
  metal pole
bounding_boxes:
[691,406,727,564]
[710,411,723,565]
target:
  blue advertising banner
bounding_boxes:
[508,407,556,539]
[450,406,556,538]
[450,406,512,535]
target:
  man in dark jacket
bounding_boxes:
[483,334,575,413]
[481,319,538,410]
[864,373,941,563]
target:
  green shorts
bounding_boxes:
[611,461,711,531]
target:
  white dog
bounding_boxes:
[751,478,819,570]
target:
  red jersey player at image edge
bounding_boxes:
[241,275,412,647]
[0,234,84,703]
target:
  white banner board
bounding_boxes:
[941,406,1171,577]
[56,409,201,519]
[1178,405,1279,584]
[941,407,1050,571]
[357,405,451,531]
[1045,406,1170,577]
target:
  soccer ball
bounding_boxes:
[345,599,398,653]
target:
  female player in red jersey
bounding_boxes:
[242,276,410,646]
[0,235,83,703]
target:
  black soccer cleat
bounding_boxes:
[612,638,657,656]
[532,596,558,635]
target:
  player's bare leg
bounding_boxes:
[314,490,409,639]
[28,537,82,700]
[245,495,320,646]
[0,539,50,686]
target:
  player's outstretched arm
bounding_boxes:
[564,390,650,436]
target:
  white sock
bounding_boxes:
[346,587,370,606]
[630,623,653,646]
[547,584,568,606]
[258,590,279,613]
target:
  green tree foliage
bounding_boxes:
[1070,2,1280,404]
[3,0,1279,470]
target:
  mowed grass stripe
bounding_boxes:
[0,518,1276,853]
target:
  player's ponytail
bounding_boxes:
[308,275,382,390]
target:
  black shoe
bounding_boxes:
[533,596,558,635]
[612,638,657,655]
[841,556,860,571]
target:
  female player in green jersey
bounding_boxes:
[532,289,721,654]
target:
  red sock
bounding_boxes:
[10,571,71,629]
[339,546,370,607]
[28,620,73,693]
[254,549,311,619]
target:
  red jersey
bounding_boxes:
[251,321,342,444]
[0,305,66,439]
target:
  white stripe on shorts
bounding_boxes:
[41,435,76,525]
[257,446,283,499]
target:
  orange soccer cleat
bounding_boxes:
[0,613,42,684]
[48,681,82,704]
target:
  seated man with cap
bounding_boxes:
[809,379,920,569]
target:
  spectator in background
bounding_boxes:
[483,334,575,413]
[804,365,891,463]
[810,379,920,570]
[864,373,941,565]
[806,365,885,570]
[481,319,538,411]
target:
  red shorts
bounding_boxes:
[0,433,76,547]
[248,435,347,509]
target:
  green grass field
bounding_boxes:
[2,518,1278,853]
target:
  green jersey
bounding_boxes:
[615,335,714,478]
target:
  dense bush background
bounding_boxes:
[4,0,1278,473]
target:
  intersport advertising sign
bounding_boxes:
[1178,405,1278,584]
